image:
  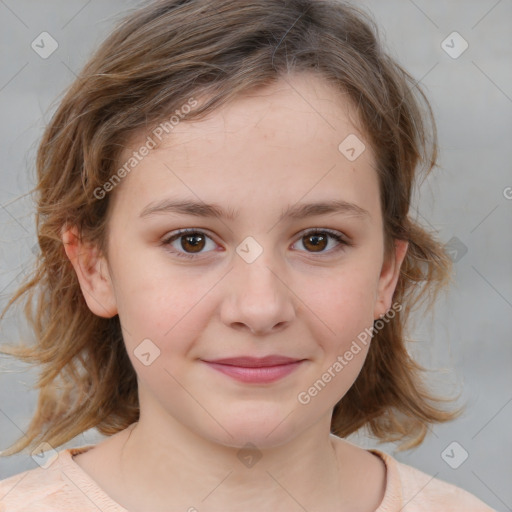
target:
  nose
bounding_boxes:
[220,253,295,336]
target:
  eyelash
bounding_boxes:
[161,228,351,260]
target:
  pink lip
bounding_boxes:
[202,356,305,383]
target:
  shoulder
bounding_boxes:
[372,449,496,512]
[0,445,109,512]
[0,464,66,512]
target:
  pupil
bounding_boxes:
[306,233,326,252]
[179,232,328,254]
[183,234,204,252]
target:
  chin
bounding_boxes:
[202,405,308,450]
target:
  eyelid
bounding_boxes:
[162,227,216,241]
[161,228,218,260]
[298,227,351,244]
[161,227,351,259]
[293,228,352,254]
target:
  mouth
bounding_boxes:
[201,355,306,384]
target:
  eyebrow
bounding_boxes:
[139,198,370,222]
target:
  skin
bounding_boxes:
[63,71,408,512]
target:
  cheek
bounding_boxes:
[302,262,380,346]
[109,246,217,353]
[293,272,377,410]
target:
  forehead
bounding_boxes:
[110,71,379,219]
[157,72,364,153]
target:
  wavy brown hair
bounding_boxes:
[0,0,459,457]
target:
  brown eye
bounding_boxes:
[294,229,348,255]
[302,232,328,252]
[180,233,206,253]
[162,229,217,259]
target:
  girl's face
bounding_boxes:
[70,72,406,448]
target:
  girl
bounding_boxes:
[0,0,497,510]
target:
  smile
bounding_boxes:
[201,356,305,384]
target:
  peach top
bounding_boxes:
[0,445,495,511]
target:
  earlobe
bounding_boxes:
[374,239,408,319]
[61,226,118,318]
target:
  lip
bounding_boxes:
[202,355,305,383]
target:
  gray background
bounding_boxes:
[0,0,511,510]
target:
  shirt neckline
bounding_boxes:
[60,444,402,511]
[59,445,130,512]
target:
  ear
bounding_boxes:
[374,239,408,319]
[61,225,118,318]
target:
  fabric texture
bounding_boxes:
[0,444,496,511]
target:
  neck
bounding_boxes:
[117,414,344,512]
